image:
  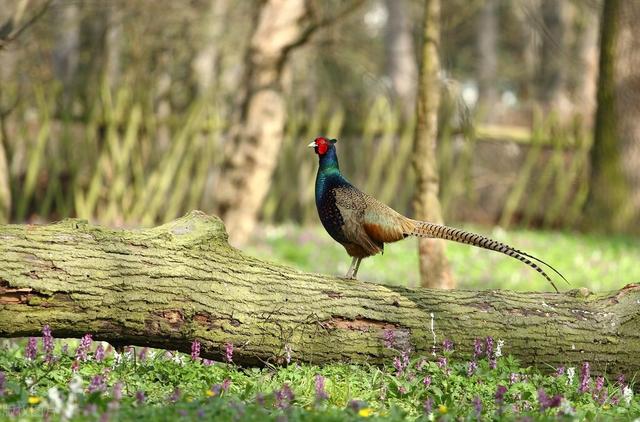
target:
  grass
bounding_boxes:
[0,334,638,421]
[247,224,640,292]
[1,225,639,420]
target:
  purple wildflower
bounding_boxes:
[423,397,434,414]
[383,329,396,349]
[25,337,38,360]
[169,388,181,403]
[0,371,5,396]
[112,382,123,401]
[315,375,328,401]
[437,356,447,369]
[71,359,79,372]
[42,325,54,363]
[473,338,484,359]
[191,340,201,361]
[88,375,106,393]
[416,357,428,371]
[579,362,590,393]
[221,379,231,391]
[83,404,98,416]
[538,388,562,410]
[224,342,233,363]
[61,343,69,355]
[347,400,366,412]
[75,334,93,362]
[495,385,507,406]
[275,384,294,409]
[616,374,625,386]
[556,366,565,376]
[398,385,407,395]
[473,396,482,418]
[423,375,432,387]
[255,393,265,406]
[135,391,145,404]
[393,350,410,374]
[509,372,520,384]
[138,348,148,362]
[95,344,105,362]
[485,337,497,369]
[595,376,604,391]
[467,360,478,376]
[203,359,214,366]
[442,339,454,352]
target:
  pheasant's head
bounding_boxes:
[308,137,337,156]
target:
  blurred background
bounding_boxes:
[0,0,638,290]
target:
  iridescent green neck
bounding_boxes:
[318,147,340,175]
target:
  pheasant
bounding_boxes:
[308,137,567,291]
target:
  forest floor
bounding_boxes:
[1,225,639,421]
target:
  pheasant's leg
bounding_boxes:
[345,256,358,279]
[352,257,362,279]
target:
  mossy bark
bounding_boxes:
[0,211,639,376]
[412,0,454,289]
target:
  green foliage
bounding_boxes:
[1,334,638,421]
[247,224,640,292]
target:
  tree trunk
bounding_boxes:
[384,0,418,118]
[213,0,311,246]
[0,211,638,375]
[412,0,454,289]
[585,0,629,232]
[476,0,498,121]
[191,0,229,95]
[0,131,9,223]
[614,1,640,230]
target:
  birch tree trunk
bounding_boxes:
[213,0,310,246]
[412,0,454,289]
[0,211,638,376]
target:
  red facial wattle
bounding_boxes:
[315,137,329,155]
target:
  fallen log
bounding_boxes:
[0,211,638,377]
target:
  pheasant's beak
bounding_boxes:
[307,141,316,148]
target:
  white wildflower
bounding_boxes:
[63,395,78,420]
[148,350,156,360]
[559,398,575,416]
[68,375,83,395]
[171,352,185,366]
[284,344,292,364]
[112,350,122,368]
[47,387,64,413]
[623,386,633,406]
[495,339,504,358]
[566,367,575,385]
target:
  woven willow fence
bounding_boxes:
[3,86,590,229]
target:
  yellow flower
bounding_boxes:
[358,407,373,417]
[27,396,41,405]
[438,404,448,414]
[206,390,216,397]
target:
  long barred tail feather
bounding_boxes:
[409,220,568,292]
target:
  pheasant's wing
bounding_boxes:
[361,194,415,244]
[332,186,382,255]
[334,185,413,246]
